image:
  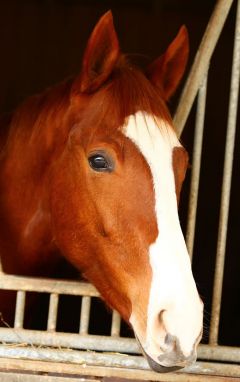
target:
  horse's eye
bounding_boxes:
[88,153,114,172]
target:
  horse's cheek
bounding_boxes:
[48,161,89,267]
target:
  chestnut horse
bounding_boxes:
[0,11,203,372]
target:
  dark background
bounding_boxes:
[0,0,239,346]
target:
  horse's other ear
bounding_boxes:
[146,26,189,101]
[75,11,120,94]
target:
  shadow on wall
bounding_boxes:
[0,0,239,346]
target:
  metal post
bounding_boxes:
[186,73,208,260]
[209,0,240,345]
[174,0,234,137]
[14,291,26,329]
[79,296,91,334]
[0,256,3,274]
[111,311,121,337]
[47,293,59,332]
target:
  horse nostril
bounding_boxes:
[158,309,166,326]
[157,310,176,352]
[164,333,177,351]
[158,334,197,367]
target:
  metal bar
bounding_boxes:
[0,326,240,363]
[0,352,240,380]
[47,293,59,332]
[111,310,121,337]
[0,372,100,382]
[0,327,140,354]
[209,0,240,345]
[186,73,208,260]
[1,345,147,369]
[174,0,234,137]
[79,296,91,334]
[14,291,26,329]
[0,274,99,297]
[198,343,240,362]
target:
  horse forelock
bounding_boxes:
[71,55,173,137]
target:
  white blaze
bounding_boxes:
[123,112,202,360]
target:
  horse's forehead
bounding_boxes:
[122,111,181,231]
[122,112,180,166]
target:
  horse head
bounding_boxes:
[49,11,203,372]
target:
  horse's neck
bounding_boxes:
[0,84,72,276]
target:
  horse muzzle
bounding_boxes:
[137,333,197,373]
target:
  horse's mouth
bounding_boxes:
[135,334,195,373]
[144,353,183,373]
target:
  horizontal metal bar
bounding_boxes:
[14,291,26,329]
[0,372,100,382]
[47,293,59,332]
[0,274,99,297]
[79,296,91,334]
[0,327,240,363]
[1,372,101,382]
[209,0,240,345]
[174,0,234,136]
[0,345,147,369]
[198,344,240,363]
[0,327,140,354]
[0,349,239,380]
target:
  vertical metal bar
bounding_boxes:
[79,296,91,334]
[0,254,3,273]
[47,293,59,332]
[111,310,121,337]
[209,0,240,345]
[186,73,208,261]
[174,0,234,137]
[14,291,26,329]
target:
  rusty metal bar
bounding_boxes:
[47,293,59,332]
[0,371,235,382]
[209,0,240,345]
[174,0,234,137]
[14,291,26,329]
[0,348,240,379]
[79,296,91,334]
[0,372,100,382]
[0,274,99,297]
[111,310,121,337]
[186,73,208,260]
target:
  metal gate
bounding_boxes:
[0,0,240,380]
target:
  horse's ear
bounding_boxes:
[146,26,189,101]
[76,11,120,94]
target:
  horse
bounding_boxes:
[0,11,203,373]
